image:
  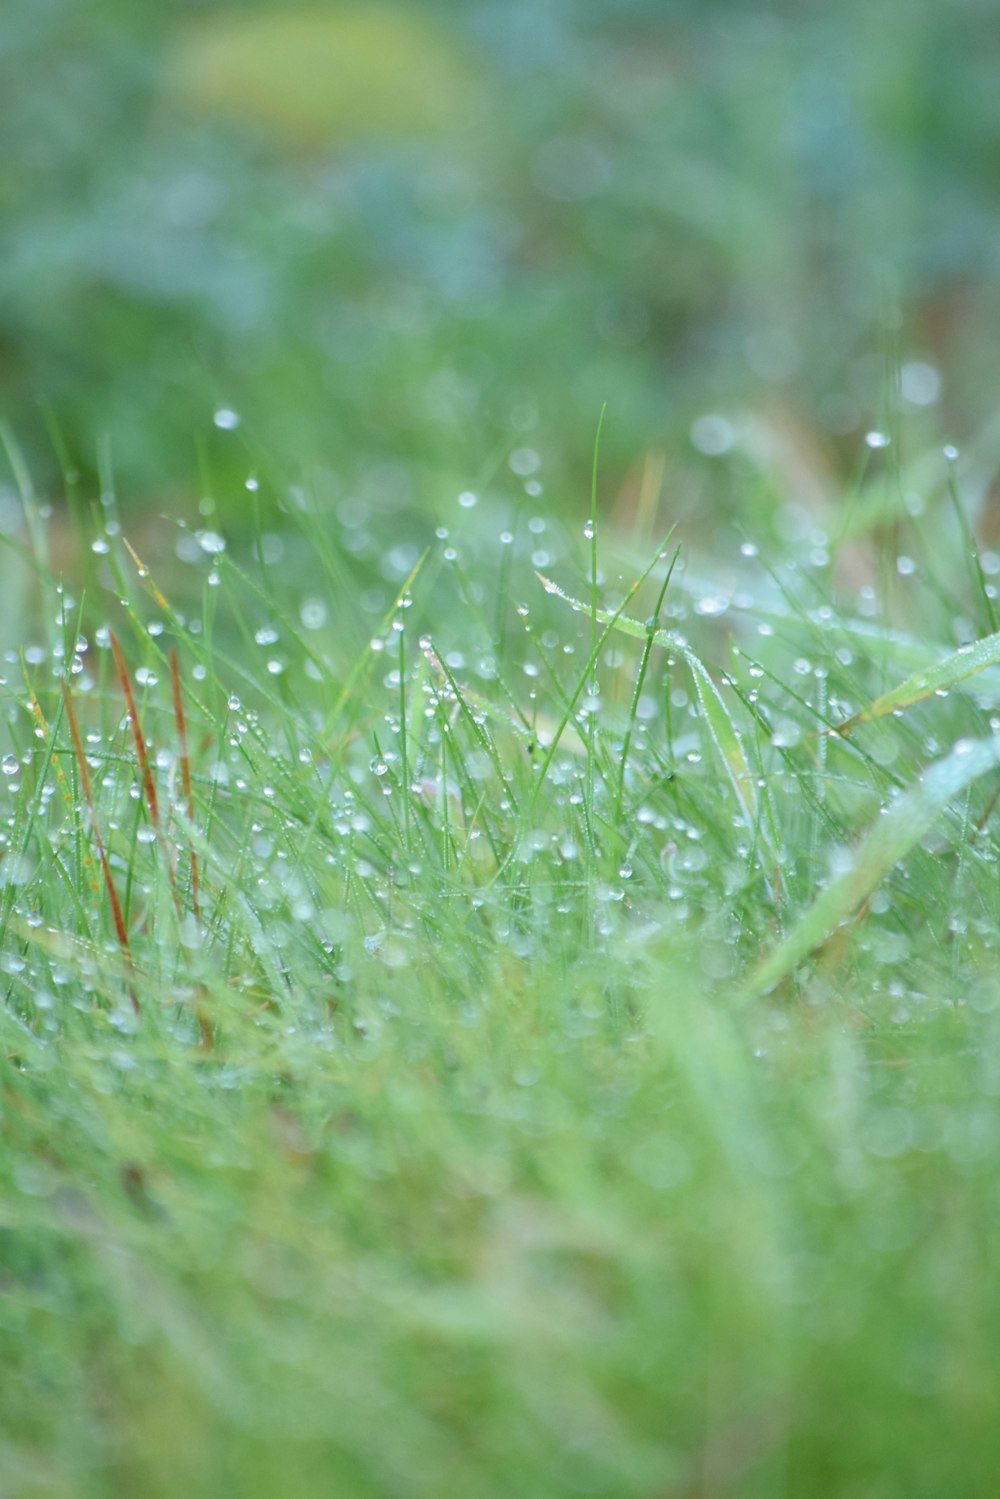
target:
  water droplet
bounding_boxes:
[695,596,729,617]
[300,599,327,630]
[691,414,736,456]
[510,447,541,477]
[458,491,478,509]
[196,530,226,555]
[901,362,941,407]
[91,538,110,555]
[865,430,891,450]
[254,626,279,647]
[213,407,240,430]
[1,755,19,777]
[943,444,960,463]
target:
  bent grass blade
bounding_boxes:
[834,630,1000,734]
[538,573,772,859]
[746,735,1000,998]
[532,541,672,804]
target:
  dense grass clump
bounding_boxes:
[4,437,1000,1498]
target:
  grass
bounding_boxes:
[4,425,1000,1498]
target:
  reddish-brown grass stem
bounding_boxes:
[110,630,159,830]
[61,676,138,1012]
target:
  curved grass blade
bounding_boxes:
[746,734,1000,998]
[834,630,1000,734]
[615,546,680,820]
[539,574,774,859]
[532,541,673,802]
[681,647,775,862]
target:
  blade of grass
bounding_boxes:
[746,734,1000,998]
[110,631,160,831]
[61,677,138,1012]
[945,451,998,635]
[683,649,777,873]
[586,406,606,846]
[532,541,673,805]
[171,648,201,927]
[833,630,1000,734]
[614,543,680,823]
[541,571,774,864]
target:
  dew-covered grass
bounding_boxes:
[4,430,1000,1498]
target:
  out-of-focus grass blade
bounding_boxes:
[835,630,1000,733]
[747,734,1000,998]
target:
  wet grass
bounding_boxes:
[4,432,1000,1498]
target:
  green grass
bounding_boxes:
[4,425,1000,1497]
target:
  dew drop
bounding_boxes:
[197,530,226,556]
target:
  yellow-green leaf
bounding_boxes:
[170,7,478,148]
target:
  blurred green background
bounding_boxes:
[4,0,1000,519]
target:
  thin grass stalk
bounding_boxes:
[61,677,138,1011]
[170,648,201,926]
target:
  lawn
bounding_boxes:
[4,4,1000,1497]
